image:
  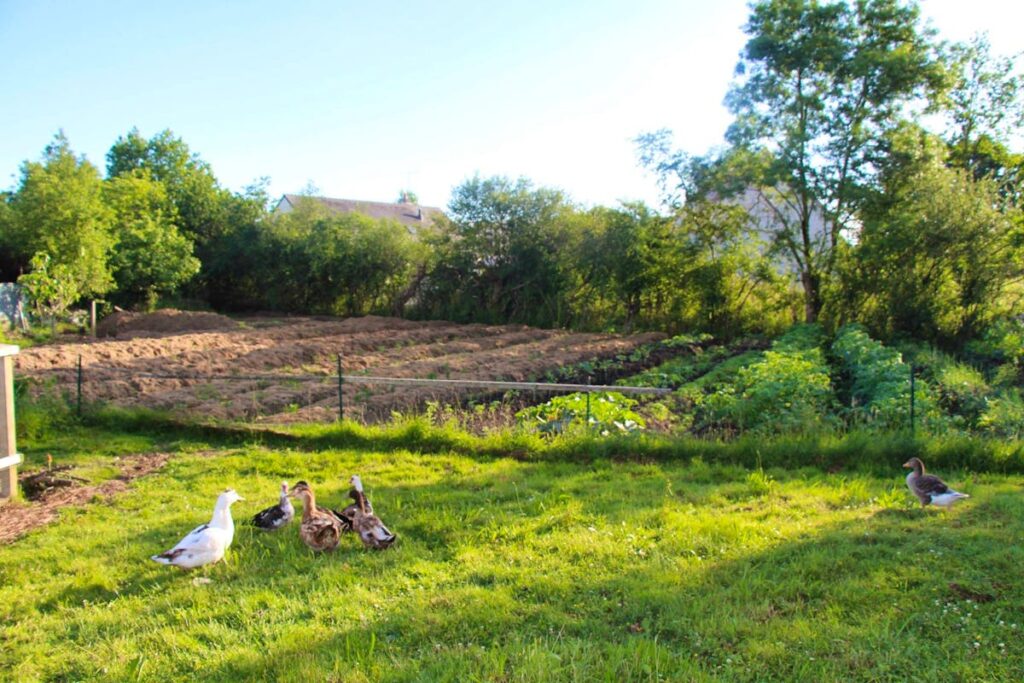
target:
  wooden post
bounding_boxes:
[0,344,20,503]
[90,301,97,338]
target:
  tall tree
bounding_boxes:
[423,176,572,326]
[106,128,230,247]
[104,172,200,308]
[661,0,941,322]
[838,126,1024,345]
[8,133,114,297]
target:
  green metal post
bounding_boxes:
[585,377,591,428]
[342,352,350,421]
[76,354,82,417]
[909,365,915,435]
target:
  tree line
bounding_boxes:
[1,0,1022,352]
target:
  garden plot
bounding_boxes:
[15,314,663,422]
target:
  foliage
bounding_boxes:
[516,391,646,435]
[104,172,200,309]
[6,133,115,296]
[17,253,81,331]
[977,389,1024,439]
[417,175,572,327]
[701,324,836,434]
[832,324,943,430]
[837,126,1024,346]
[721,0,941,321]
[904,344,991,427]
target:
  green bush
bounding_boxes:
[700,324,837,435]
[904,345,990,427]
[832,324,944,431]
[978,389,1024,439]
[516,391,646,436]
[965,319,1024,382]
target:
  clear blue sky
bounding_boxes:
[0,0,1018,209]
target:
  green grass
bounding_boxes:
[3,418,1024,681]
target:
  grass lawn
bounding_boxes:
[2,425,1023,681]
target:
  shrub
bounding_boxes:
[516,391,646,436]
[701,324,837,435]
[832,324,944,431]
[978,389,1024,439]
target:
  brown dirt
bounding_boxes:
[0,452,172,544]
[16,315,664,423]
[96,309,240,338]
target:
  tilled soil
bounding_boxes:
[16,315,664,422]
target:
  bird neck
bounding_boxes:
[299,491,317,522]
[912,461,925,476]
[280,492,294,512]
[211,499,234,530]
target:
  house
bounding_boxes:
[273,194,444,234]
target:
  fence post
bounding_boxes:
[342,352,350,421]
[77,354,83,417]
[585,377,591,428]
[0,344,21,502]
[909,364,915,436]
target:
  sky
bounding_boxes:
[0,0,1020,210]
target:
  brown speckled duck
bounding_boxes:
[903,457,969,509]
[347,475,396,550]
[290,481,344,552]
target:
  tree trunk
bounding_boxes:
[801,269,821,323]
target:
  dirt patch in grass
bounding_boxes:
[0,452,173,545]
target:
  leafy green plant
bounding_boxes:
[832,324,945,431]
[516,391,646,435]
[700,324,836,435]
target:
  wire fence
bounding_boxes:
[63,353,671,425]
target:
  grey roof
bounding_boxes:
[277,194,443,229]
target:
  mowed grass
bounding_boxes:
[2,435,1024,682]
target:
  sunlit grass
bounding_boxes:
[2,429,1023,681]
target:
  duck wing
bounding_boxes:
[913,474,951,498]
[301,515,342,551]
[353,512,396,549]
[329,505,356,532]
[252,504,292,530]
[152,525,227,566]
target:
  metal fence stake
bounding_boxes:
[585,377,591,428]
[76,355,82,417]
[342,352,350,421]
[909,364,915,436]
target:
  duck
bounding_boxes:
[347,474,396,550]
[152,489,244,569]
[290,481,344,552]
[251,481,295,531]
[903,457,970,509]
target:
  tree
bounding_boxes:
[941,34,1024,170]
[644,0,942,322]
[837,126,1024,345]
[939,35,1024,203]
[18,253,80,334]
[421,176,572,326]
[8,133,114,297]
[104,172,201,309]
[106,128,231,246]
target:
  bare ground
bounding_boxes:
[0,452,173,544]
[16,314,664,422]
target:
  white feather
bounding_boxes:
[152,490,243,569]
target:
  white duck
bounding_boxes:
[152,489,244,569]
